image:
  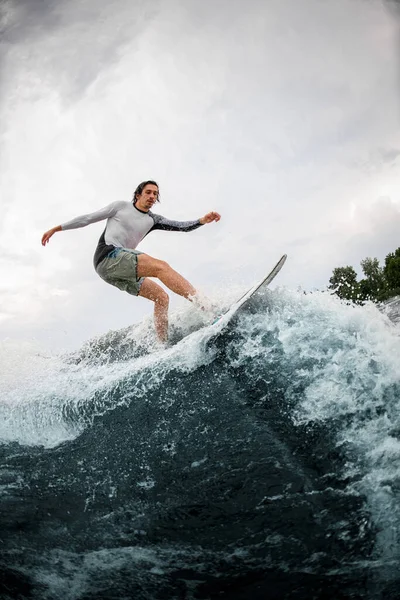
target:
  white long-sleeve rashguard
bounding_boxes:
[60,201,203,268]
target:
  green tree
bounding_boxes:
[359,257,386,301]
[329,266,361,301]
[383,247,400,290]
[375,247,400,301]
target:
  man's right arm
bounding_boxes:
[41,201,123,246]
[41,225,62,246]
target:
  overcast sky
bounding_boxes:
[1,0,400,350]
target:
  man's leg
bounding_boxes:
[138,278,170,342]
[137,254,197,300]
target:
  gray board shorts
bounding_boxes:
[96,248,145,296]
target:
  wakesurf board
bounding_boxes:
[168,255,287,350]
[211,254,287,331]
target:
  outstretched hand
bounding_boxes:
[41,226,61,246]
[200,211,221,225]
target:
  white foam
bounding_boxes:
[0,300,223,447]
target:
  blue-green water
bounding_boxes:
[1,289,399,599]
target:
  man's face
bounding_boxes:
[136,184,159,211]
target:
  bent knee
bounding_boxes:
[156,289,169,307]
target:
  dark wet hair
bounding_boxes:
[132,180,160,204]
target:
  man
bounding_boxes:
[41,180,221,342]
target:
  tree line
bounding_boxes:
[329,247,400,303]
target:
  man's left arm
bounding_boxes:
[152,211,221,232]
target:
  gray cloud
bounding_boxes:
[1,0,162,99]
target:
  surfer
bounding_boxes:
[41,181,221,342]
